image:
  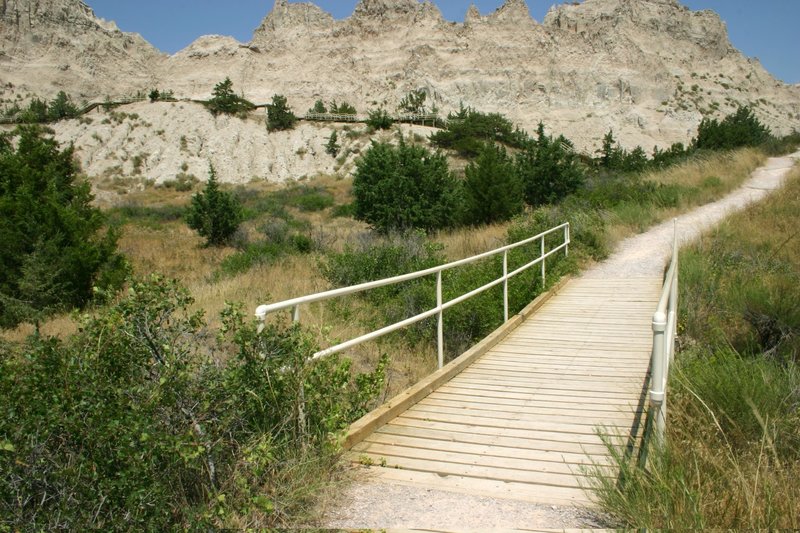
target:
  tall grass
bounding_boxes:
[588,165,800,528]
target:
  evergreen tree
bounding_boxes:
[598,129,624,169]
[463,143,523,225]
[48,91,78,121]
[325,130,340,157]
[352,138,461,233]
[207,77,254,116]
[186,165,243,246]
[517,123,585,206]
[693,106,773,150]
[309,99,327,114]
[366,108,394,130]
[266,94,297,132]
[0,126,126,328]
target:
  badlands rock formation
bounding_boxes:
[1,0,798,184]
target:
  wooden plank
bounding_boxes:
[350,442,598,479]
[343,276,572,449]
[407,403,636,430]
[428,390,639,412]
[385,418,614,455]
[372,423,612,456]
[468,361,647,378]
[452,373,646,394]
[435,386,642,409]
[440,380,644,402]
[471,359,648,374]
[364,467,592,506]
[420,396,641,421]
[347,453,610,489]
[401,407,631,434]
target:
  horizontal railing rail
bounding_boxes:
[256,223,570,368]
[648,219,679,442]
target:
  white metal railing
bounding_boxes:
[255,223,570,368]
[649,219,679,440]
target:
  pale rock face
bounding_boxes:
[2,0,799,185]
[0,0,164,99]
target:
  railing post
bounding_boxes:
[540,236,546,286]
[565,224,570,257]
[503,250,509,322]
[650,311,668,440]
[437,271,444,369]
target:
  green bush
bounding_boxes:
[206,77,255,117]
[308,99,327,114]
[325,130,340,157]
[430,105,528,157]
[186,165,243,246]
[0,275,388,529]
[517,123,585,206]
[366,108,394,130]
[329,100,357,115]
[267,94,297,132]
[352,138,462,233]
[463,143,523,225]
[321,231,444,302]
[398,89,428,115]
[0,126,126,329]
[693,106,773,151]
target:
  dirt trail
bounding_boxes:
[320,151,799,531]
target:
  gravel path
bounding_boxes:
[320,151,799,531]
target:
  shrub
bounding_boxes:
[517,123,585,206]
[366,108,394,130]
[308,99,327,114]
[267,94,297,132]
[0,126,126,329]
[325,130,340,157]
[47,91,79,121]
[206,77,255,116]
[186,165,243,246]
[0,275,388,529]
[352,137,462,233]
[329,100,357,115]
[463,143,523,225]
[430,105,528,157]
[398,89,427,115]
[693,106,773,150]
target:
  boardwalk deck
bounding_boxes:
[346,276,661,506]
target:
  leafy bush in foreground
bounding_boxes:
[0,275,387,529]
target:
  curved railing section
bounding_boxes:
[255,223,570,369]
[649,219,679,441]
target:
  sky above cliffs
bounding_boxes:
[84,0,799,84]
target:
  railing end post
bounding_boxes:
[652,311,667,332]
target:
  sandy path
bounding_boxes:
[320,151,799,531]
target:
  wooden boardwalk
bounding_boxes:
[346,276,661,506]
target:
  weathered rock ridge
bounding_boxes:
[1,0,798,183]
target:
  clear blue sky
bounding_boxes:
[83,0,799,84]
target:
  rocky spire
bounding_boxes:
[465,3,481,26]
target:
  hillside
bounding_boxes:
[1,0,798,184]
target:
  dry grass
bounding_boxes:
[648,147,766,206]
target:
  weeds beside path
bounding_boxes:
[585,150,800,279]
